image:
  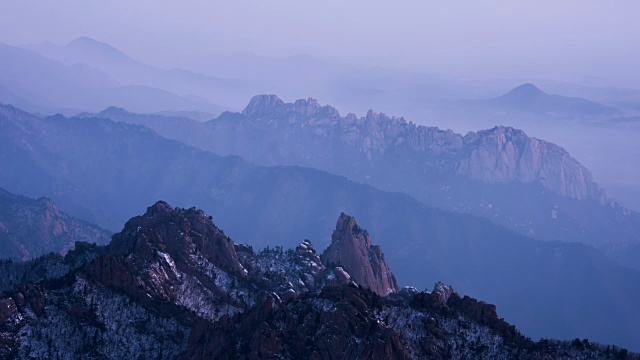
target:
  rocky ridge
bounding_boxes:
[74,100,640,263]
[5,102,640,348]
[0,202,636,359]
[197,96,640,265]
[235,95,610,203]
[242,94,340,119]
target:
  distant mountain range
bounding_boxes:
[0,187,111,261]
[2,203,635,358]
[0,41,225,115]
[470,83,620,117]
[1,34,639,356]
[9,37,636,124]
[80,96,640,272]
[28,37,252,110]
[2,103,640,349]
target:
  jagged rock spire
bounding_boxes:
[320,212,400,296]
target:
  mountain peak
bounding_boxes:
[505,83,546,98]
[69,36,100,44]
[99,106,129,116]
[321,213,400,296]
[335,212,364,235]
[108,201,246,277]
[242,94,285,117]
[488,82,618,117]
[68,36,116,50]
[242,94,340,119]
[145,200,173,216]
[65,36,130,60]
[292,97,322,116]
[459,126,612,204]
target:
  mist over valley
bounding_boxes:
[1,1,639,358]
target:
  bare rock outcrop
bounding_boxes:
[432,281,454,304]
[320,212,400,296]
[86,201,247,315]
[457,127,612,204]
[243,94,340,120]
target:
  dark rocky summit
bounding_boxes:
[0,202,636,359]
[0,187,111,261]
[321,213,400,296]
[85,201,248,317]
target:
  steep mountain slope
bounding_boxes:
[0,187,111,261]
[0,42,220,114]
[2,104,640,349]
[82,97,640,270]
[0,203,635,359]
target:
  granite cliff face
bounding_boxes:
[0,187,111,261]
[239,95,612,204]
[457,126,610,203]
[321,213,400,296]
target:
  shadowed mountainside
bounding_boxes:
[1,104,640,348]
[80,96,640,271]
[1,203,636,359]
[0,187,111,261]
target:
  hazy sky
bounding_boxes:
[1,0,640,85]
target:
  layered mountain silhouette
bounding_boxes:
[2,103,640,349]
[0,42,222,114]
[80,96,640,271]
[1,203,636,359]
[0,187,111,261]
[476,83,619,116]
[27,37,251,110]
